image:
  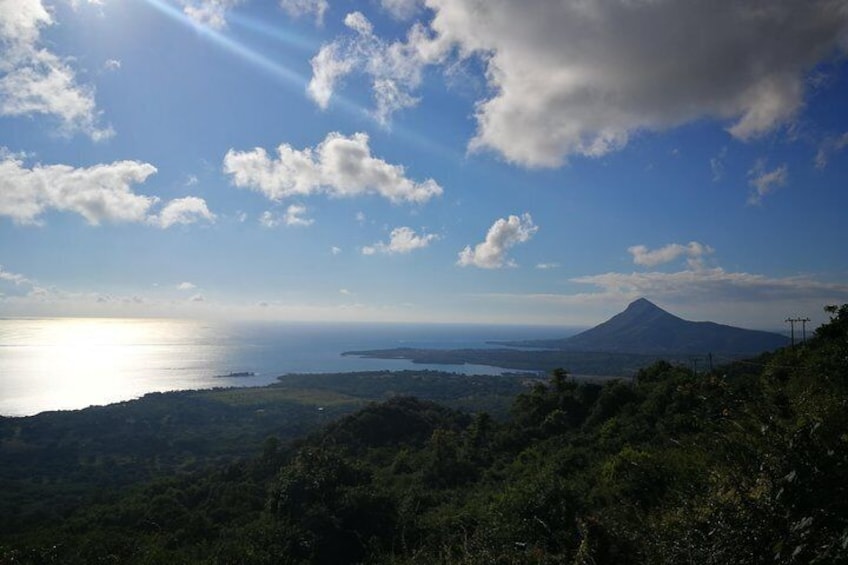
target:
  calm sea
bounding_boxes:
[0,318,574,417]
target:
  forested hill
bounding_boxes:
[499,297,790,355]
[2,305,846,564]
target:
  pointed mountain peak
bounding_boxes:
[625,297,661,312]
[619,298,678,321]
[562,297,788,355]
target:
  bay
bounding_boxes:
[0,317,573,417]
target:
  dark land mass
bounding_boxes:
[344,299,788,374]
[342,347,685,376]
[1,304,846,564]
[497,297,790,355]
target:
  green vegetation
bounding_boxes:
[2,306,847,564]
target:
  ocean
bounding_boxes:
[0,318,574,417]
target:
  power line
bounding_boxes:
[785,317,811,347]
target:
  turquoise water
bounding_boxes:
[0,318,573,416]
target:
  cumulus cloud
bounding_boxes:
[259,210,280,228]
[224,132,443,204]
[0,153,214,228]
[283,203,314,226]
[311,0,848,166]
[629,241,714,269]
[0,0,113,139]
[103,59,121,71]
[0,153,158,225]
[177,282,196,290]
[331,245,341,255]
[180,0,244,29]
[362,226,437,255]
[747,160,788,205]
[279,0,328,24]
[536,263,559,270]
[308,12,443,123]
[457,213,537,269]
[149,196,216,229]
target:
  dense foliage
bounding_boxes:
[2,306,847,564]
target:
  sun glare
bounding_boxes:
[2,318,217,415]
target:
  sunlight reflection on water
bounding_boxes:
[0,318,232,416]
[0,318,568,417]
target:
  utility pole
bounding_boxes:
[786,317,797,347]
[785,317,810,347]
[800,317,811,344]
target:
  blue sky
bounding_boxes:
[1,0,847,329]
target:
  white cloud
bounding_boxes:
[710,147,727,182]
[815,131,848,169]
[0,0,113,139]
[103,59,121,71]
[149,196,216,229]
[362,226,437,255]
[572,268,848,307]
[259,210,280,228]
[747,160,788,205]
[457,213,537,269]
[331,245,342,255]
[189,293,205,302]
[0,153,158,225]
[0,153,217,229]
[308,42,356,109]
[380,0,421,20]
[224,132,443,204]
[313,0,848,166]
[283,203,314,226]
[0,265,32,286]
[180,0,244,29]
[279,0,328,24]
[629,241,714,269]
[536,262,559,270]
[307,12,442,123]
[177,282,196,290]
[339,288,352,295]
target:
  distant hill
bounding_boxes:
[499,298,789,356]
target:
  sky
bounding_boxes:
[1,0,847,330]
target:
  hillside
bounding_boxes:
[2,304,845,563]
[502,298,789,355]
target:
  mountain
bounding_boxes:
[503,298,790,356]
